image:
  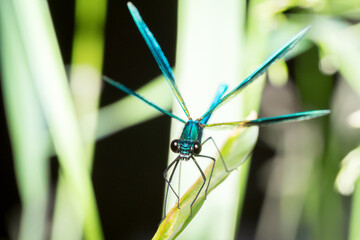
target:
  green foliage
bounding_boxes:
[0,0,104,239]
[1,0,360,239]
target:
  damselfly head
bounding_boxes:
[171,139,202,160]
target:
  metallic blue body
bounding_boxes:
[178,120,203,159]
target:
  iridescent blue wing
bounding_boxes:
[199,26,311,122]
[104,76,186,123]
[127,2,191,119]
[200,84,228,125]
[204,110,330,128]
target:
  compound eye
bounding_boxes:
[170,140,180,153]
[192,141,202,155]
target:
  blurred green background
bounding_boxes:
[1,0,360,239]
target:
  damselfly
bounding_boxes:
[104,2,330,219]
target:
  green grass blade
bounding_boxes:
[167,1,247,239]
[51,0,107,239]
[335,146,360,240]
[0,1,50,239]
[70,0,107,150]
[3,0,103,239]
[349,181,360,240]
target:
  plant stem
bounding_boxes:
[349,180,360,240]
